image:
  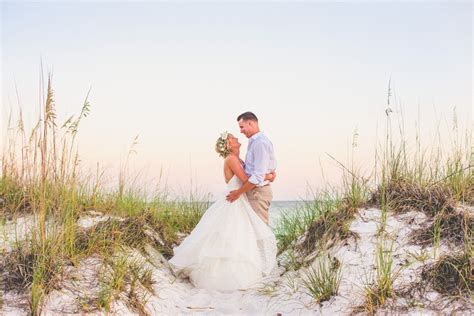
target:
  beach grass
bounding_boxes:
[1,76,472,314]
[274,194,343,255]
[275,85,472,312]
[301,253,342,303]
[0,76,207,314]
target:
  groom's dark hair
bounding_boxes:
[237,111,258,122]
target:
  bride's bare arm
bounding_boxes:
[225,156,249,183]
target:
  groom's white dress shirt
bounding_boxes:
[244,132,277,187]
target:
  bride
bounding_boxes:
[168,132,278,291]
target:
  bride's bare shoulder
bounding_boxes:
[224,154,239,164]
[224,155,243,174]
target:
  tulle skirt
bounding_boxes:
[168,193,277,291]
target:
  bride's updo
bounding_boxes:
[215,132,231,158]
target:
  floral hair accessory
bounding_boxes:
[215,131,231,158]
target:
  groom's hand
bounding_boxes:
[226,190,241,203]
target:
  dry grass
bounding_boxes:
[73,208,200,259]
[411,209,473,246]
[421,253,473,297]
[1,236,68,313]
[296,204,359,257]
[370,178,456,217]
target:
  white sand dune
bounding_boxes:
[1,207,472,315]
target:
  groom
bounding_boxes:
[226,112,277,225]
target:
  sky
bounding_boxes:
[1,1,472,200]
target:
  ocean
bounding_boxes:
[268,200,303,228]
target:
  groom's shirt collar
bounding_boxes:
[249,131,263,143]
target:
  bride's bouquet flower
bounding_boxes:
[215,131,231,158]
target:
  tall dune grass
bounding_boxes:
[275,82,472,311]
[0,75,207,314]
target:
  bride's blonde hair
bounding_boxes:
[215,132,232,158]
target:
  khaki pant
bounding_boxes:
[246,185,273,225]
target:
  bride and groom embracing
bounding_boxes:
[169,111,278,291]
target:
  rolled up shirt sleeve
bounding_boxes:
[248,142,270,186]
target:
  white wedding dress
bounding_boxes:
[168,175,277,291]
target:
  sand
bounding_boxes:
[1,207,472,315]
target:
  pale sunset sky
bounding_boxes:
[1,1,472,200]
